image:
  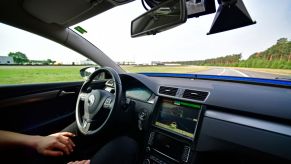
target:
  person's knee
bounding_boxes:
[90,136,139,164]
[113,136,138,154]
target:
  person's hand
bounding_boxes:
[68,160,90,164]
[34,132,76,156]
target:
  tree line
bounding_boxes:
[170,38,291,69]
[172,54,242,66]
[7,52,56,65]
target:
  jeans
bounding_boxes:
[60,122,139,164]
[7,122,139,164]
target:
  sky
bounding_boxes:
[0,0,291,64]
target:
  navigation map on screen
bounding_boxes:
[155,99,201,138]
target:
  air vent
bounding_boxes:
[159,86,178,96]
[183,89,208,101]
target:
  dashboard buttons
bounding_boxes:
[138,120,143,130]
[138,111,148,130]
[139,111,147,120]
[103,97,112,109]
[148,132,155,145]
[146,146,151,152]
[182,146,191,162]
[149,155,167,164]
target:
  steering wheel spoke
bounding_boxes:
[83,108,90,120]
[79,92,88,101]
[82,120,91,133]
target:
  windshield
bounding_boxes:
[70,0,291,81]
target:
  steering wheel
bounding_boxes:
[75,67,122,135]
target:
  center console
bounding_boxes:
[143,97,203,164]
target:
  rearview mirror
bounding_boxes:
[131,0,187,38]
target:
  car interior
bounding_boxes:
[1,0,291,164]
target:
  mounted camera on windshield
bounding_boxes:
[132,0,256,37]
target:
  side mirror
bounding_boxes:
[80,66,99,80]
[131,0,187,37]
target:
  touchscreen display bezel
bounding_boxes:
[154,98,202,140]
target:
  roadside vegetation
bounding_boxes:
[0,66,84,84]
[0,65,210,84]
[1,65,290,85]
[1,38,290,84]
[170,38,291,69]
[7,52,56,65]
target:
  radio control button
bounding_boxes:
[146,146,151,152]
[182,146,191,162]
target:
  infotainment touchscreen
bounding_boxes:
[155,98,201,138]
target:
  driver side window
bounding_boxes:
[0,23,98,85]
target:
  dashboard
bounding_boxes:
[120,73,291,164]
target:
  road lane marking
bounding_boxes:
[218,68,226,75]
[231,69,249,77]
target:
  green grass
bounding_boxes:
[0,65,210,85]
[0,66,84,84]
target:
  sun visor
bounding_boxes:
[23,0,133,27]
[207,0,256,35]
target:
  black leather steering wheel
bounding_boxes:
[75,67,122,135]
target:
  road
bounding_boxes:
[195,67,289,79]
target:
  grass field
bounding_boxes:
[0,66,84,84]
[0,65,290,85]
[0,65,210,84]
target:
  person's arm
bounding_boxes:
[0,130,76,156]
[67,160,90,164]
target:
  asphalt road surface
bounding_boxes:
[196,67,290,79]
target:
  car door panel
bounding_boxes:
[0,82,84,135]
